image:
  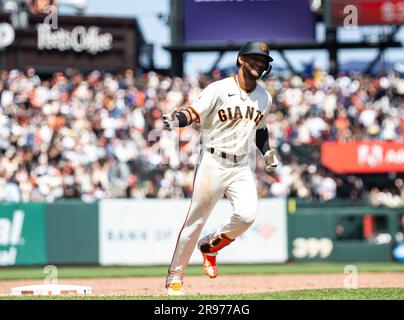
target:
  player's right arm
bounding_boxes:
[162,82,218,130]
[162,107,200,130]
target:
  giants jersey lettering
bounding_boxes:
[190,76,272,155]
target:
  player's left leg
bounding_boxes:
[198,164,257,278]
[220,165,258,238]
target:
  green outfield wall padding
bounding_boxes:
[46,201,99,264]
[331,242,391,262]
[287,200,403,262]
[0,203,47,266]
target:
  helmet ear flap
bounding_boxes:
[266,61,272,73]
[261,63,272,79]
[268,63,272,73]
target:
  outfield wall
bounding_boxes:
[0,199,402,266]
[46,202,99,265]
[99,199,288,265]
[0,199,287,266]
[287,199,403,262]
[0,203,46,266]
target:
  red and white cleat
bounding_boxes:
[202,253,218,279]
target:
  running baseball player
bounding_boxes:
[162,41,279,296]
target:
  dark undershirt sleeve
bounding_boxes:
[255,128,270,155]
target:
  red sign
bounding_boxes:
[321,142,404,173]
[329,0,404,26]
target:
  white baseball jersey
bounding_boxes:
[190,76,272,155]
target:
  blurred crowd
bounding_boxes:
[0,67,403,206]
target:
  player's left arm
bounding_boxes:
[256,128,279,173]
[256,93,279,173]
[255,127,279,172]
[256,127,270,155]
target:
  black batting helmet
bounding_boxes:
[236,41,273,71]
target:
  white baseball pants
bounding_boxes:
[166,150,257,285]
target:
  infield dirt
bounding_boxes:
[0,273,403,296]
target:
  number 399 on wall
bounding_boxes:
[292,238,334,259]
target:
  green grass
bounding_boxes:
[0,262,403,281]
[0,288,403,300]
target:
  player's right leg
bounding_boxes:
[166,152,225,294]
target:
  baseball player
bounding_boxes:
[162,41,279,296]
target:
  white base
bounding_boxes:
[11,284,92,296]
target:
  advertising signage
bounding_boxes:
[36,24,113,55]
[183,0,316,44]
[0,204,46,266]
[321,141,404,173]
[327,0,404,27]
[99,199,288,265]
[0,13,143,73]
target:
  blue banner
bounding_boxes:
[183,0,316,43]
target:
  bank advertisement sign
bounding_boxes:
[0,204,46,266]
[99,199,288,265]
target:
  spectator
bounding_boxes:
[0,68,402,204]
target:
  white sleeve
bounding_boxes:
[189,82,218,122]
[257,92,272,129]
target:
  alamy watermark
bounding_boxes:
[343,5,358,30]
[43,265,58,284]
[343,265,358,289]
[43,5,58,30]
